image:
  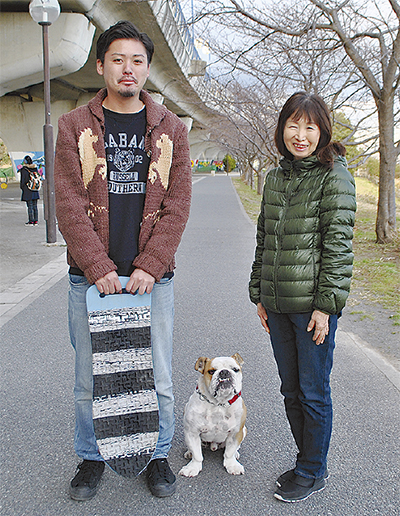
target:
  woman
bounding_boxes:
[19,155,40,226]
[249,92,356,503]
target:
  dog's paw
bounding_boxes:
[183,450,192,459]
[179,460,203,477]
[224,458,245,475]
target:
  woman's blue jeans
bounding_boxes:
[68,274,175,462]
[267,311,337,479]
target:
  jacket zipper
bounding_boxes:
[274,169,295,312]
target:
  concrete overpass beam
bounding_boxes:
[0,13,95,96]
[189,128,225,161]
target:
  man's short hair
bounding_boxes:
[96,20,154,65]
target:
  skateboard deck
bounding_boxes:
[86,277,158,477]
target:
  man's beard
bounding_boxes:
[118,89,135,98]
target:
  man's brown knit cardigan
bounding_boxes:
[54,88,192,284]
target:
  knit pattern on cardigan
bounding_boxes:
[55,88,192,284]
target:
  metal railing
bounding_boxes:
[168,0,201,61]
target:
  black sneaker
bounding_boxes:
[69,460,105,501]
[146,458,176,497]
[274,473,326,502]
[276,468,329,488]
[276,469,296,488]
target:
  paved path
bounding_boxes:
[1,176,399,515]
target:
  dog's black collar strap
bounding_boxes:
[196,386,241,407]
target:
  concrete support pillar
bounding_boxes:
[149,93,164,105]
[180,117,193,132]
[0,96,76,153]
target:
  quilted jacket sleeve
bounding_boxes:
[249,193,266,305]
[313,160,356,315]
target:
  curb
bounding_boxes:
[0,253,68,328]
[340,330,400,391]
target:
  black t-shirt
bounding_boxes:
[104,106,150,276]
[68,106,174,279]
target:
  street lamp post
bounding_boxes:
[29,0,60,244]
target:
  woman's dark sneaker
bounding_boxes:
[276,469,296,488]
[146,458,176,497]
[274,473,326,502]
[276,468,329,488]
[69,460,105,501]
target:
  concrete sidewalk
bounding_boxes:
[0,181,67,327]
[1,175,399,515]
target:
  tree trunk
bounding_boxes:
[257,169,265,195]
[376,95,397,243]
[244,164,252,186]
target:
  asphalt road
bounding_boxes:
[1,175,399,515]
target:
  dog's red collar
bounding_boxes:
[228,391,241,405]
[196,386,241,406]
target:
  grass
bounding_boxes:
[232,177,264,223]
[232,175,400,322]
[0,165,13,180]
[351,177,400,322]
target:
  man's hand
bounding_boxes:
[257,303,270,334]
[95,271,122,295]
[126,269,155,295]
[307,310,330,345]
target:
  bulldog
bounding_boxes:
[179,353,247,477]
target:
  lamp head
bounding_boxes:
[29,0,60,26]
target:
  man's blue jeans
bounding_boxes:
[68,274,175,462]
[266,311,338,479]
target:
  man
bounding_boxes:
[55,20,192,501]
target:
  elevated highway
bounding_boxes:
[0,0,224,163]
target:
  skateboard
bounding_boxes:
[86,277,158,477]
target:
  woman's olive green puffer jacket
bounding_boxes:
[249,155,356,315]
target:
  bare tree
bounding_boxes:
[194,0,400,242]
[203,80,279,192]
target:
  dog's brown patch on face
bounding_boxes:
[195,357,216,389]
[231,352,244,368]
[194,357,208,374]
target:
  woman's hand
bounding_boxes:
[257,303,270,333]
[307,310,330,345]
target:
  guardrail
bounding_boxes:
[168,0,201,60]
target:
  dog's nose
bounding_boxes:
[219,370,230,379]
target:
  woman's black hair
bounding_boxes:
[96,20,154,65]
[274,91,345,167]
[23,155,33,165]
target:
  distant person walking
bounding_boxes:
[19,156,40,226]
[249,92,356,503]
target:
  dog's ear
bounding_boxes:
[195,357,208,374]
[232,353,244,366]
